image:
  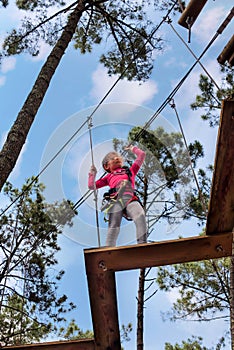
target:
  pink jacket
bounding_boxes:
[88,146,145,192]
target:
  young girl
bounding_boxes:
[88,145,147,246]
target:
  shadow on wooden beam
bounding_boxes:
[84,232,233,349]
[2,339,95,350]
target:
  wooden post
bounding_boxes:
[178,0,208,28]
[206,100,234,234]
[84,233,232,349]
[84,260,121,350]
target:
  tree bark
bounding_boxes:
[230,237,234,350]
[136,174,148,349]
[137,268,145,350]
[0,0,86,191]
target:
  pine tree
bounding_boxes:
[113,125,205,349]
[0,177,77,346]
[0,0,181,191]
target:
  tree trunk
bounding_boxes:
[0,0,86,191]
[136,174,148,349]
[137,267,145,350]
[230,238,234,350]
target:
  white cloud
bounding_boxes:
[90,66,158,105]
[26,41,52,62]
[170,54,223,110]
[193,6,227,43]
[1,56,16,73]
[0,131,7,148]
[11,142,28,180]
[202,59,223,87]
[0,76,6,86]
[170,68,201,109]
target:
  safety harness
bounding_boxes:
[101,166,142,222]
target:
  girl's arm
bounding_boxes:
[88,166,109,189]
[129,146,146,174]
[88,165,97,190]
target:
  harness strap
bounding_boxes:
[101,166,141,221]
[101,193,142,222]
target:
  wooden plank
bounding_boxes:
[84,233,232,350]
[3,339,95,350]
[206,99,234,234]
[217,35,234,65]
[84,233,232,274]
[84,269,121,350]
[178,0,207,29]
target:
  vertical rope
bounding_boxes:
[169,99,208,216]
[87,117,101,247]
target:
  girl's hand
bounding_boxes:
[89,165,97,174]
[124,145,134,152]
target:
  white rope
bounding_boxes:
[169,99,208,216]
[166,17,221,92]
[87,117,101,247]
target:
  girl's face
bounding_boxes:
[104,153,123,172]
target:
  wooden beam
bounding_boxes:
[84,233,232,350]
[85,233,233,274]
[217,35,234,66]
[3,339,95,350]
[84,269,121,350]
[178,0,207,29]
[206,100,234,234]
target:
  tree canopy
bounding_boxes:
[191,66,234,127]
[0,0,183,192]
[0,0,180,81]
[0,177,77,346]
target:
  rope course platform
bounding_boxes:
[85,98,234,350]
[3,0,234,346]
[3,103,234,350]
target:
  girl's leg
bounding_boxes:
[126,201,147,244]
[106,202,123,246]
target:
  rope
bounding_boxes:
[166,17,221,92]
[1,4,232,250]
[74,7,234,217]
[87,117,101,247]
[0,117,90,218]
[84,0,179,122]
[130,7,234,144]
[73,11,232,212]
[0,0,178,219]
[169,98,208,216]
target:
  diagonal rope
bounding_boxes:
[0,0,179,218]
[73,6,234,212]
[166,17,221,92]
[1,4,233,255]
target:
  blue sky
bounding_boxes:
[0,1,233,348]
